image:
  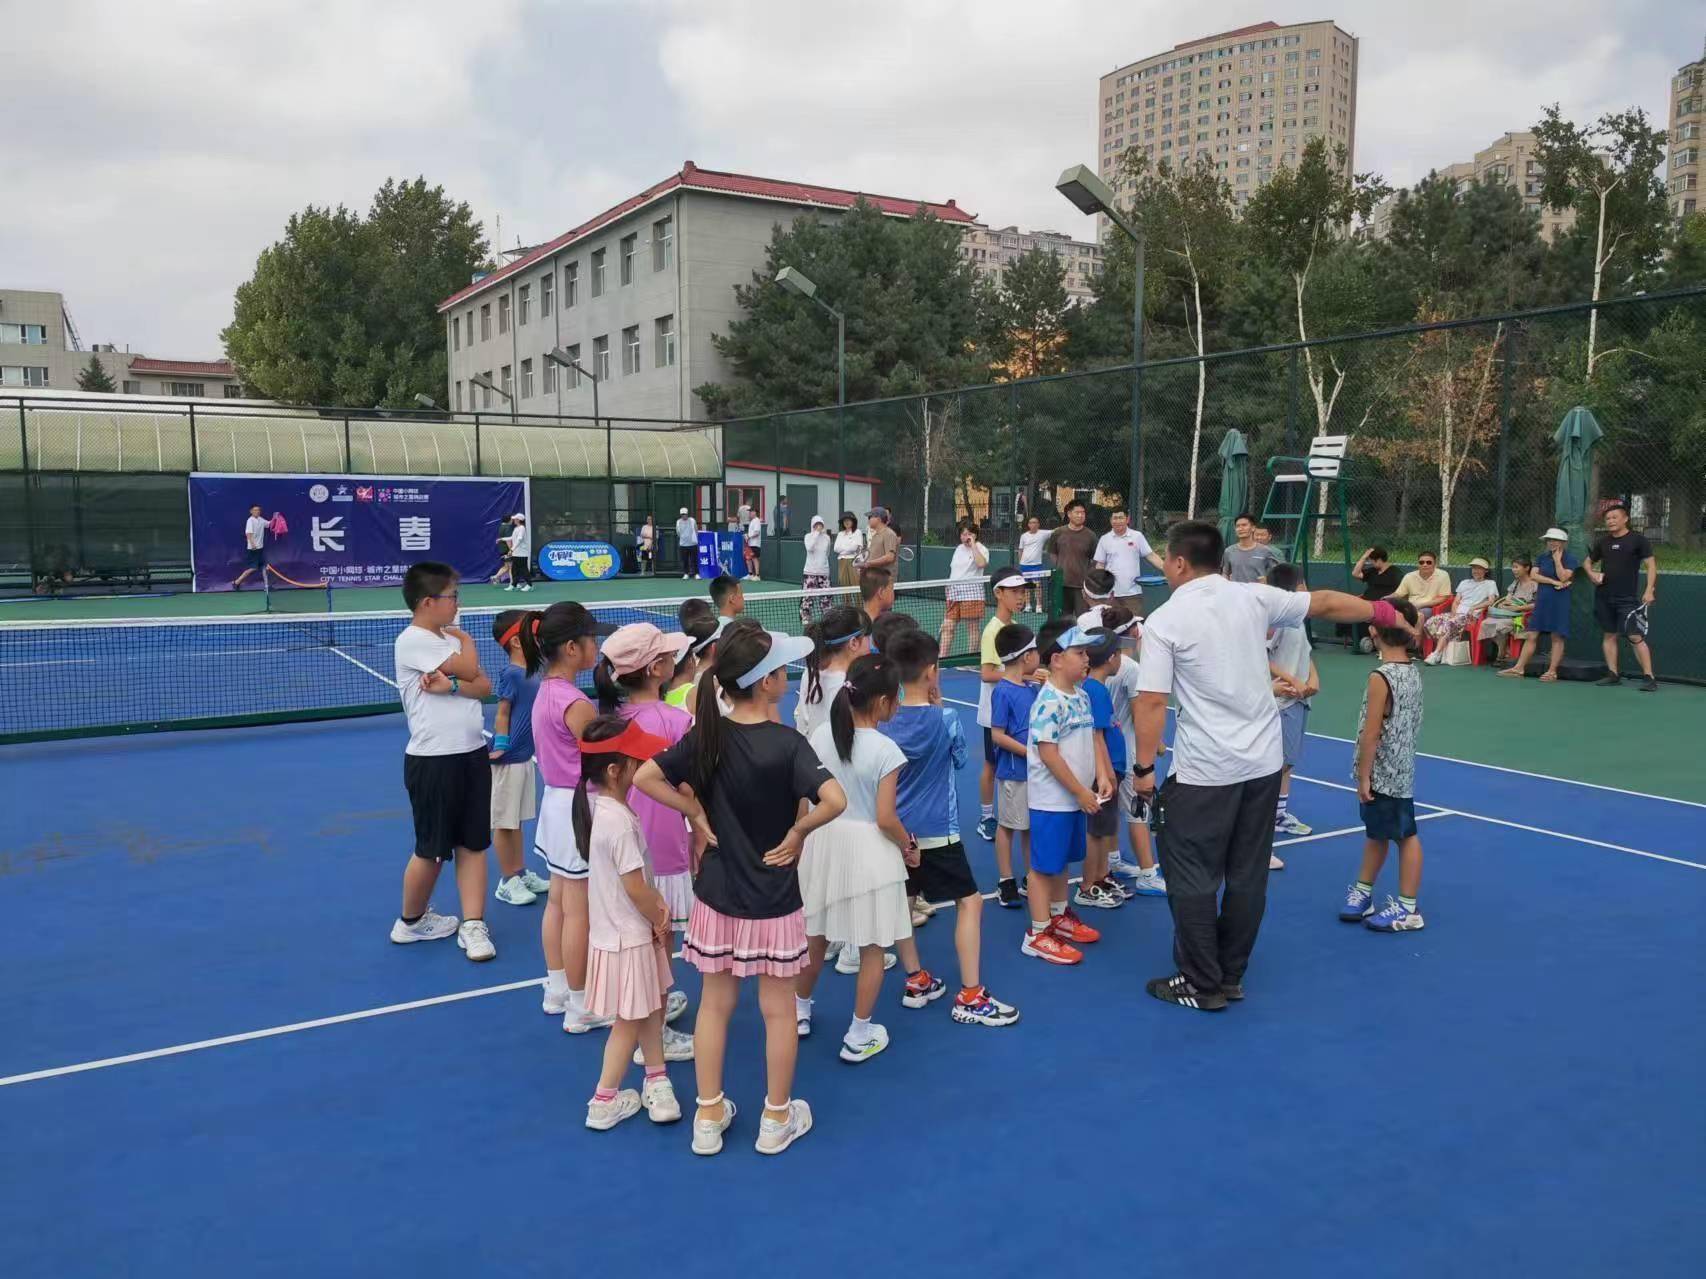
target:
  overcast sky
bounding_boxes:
[4,1,1696,357]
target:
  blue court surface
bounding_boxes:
[2,667,1703,1278]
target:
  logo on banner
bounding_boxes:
[332,484,353,503]
[541,541,619,581]
[398,516,432,551]
[308,483,330,503]
[311,516,345,552]
[355,486,375,502]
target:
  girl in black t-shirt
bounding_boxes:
[634,626,846,1158]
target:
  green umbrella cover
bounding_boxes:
[1553,406,1603,557]
[1217,428,1249,546]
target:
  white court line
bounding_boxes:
[328,646,398,688]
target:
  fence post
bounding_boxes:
[916,398,929,582]
[1491,322,1520,589]
[607,418,616,547]
[187,402,198,470]
[1284,346,1300,456]
[18,401,37,581]
[474,413,483,476]
[774,413,784,579]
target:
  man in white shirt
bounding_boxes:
[1130,521,1412,1011]
[744,511,764,580]
[231,504,269,590]
[501,513,531,592]
[1094,508,1165,616]
[675,508,698,578]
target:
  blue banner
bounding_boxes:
[189,473,528,592]
[539,541,621,581]
[697,531,746,579]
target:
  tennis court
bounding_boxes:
[2,617,1703,1276]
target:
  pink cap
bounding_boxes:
[602,622,693,676]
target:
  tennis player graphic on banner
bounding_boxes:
[188,473,528,592]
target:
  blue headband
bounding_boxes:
[823,629,865,648]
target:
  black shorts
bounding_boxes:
[1594,594,1642,638]
[907,840,980,903]
[246,547,266,568]
[1360,793,1418,843]
[1087,797,1120,839]
[982,727,997,766]
[403,747,493,860]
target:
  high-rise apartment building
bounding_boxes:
[960,225,1104,302]
[1367,131,1576,242]
[1096,18,1359,225]
[1668,39,1703,219]
[0,289,239,396]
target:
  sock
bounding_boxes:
[958,984,984,1003]
[1276,794,1289,819]
[849,1015,872,1041]
[644,1066,668,1082]
[794,995,812,1020]
[1049,900,1066,917]
[980,802,995,820]
[1355,881,1374,895]
[999,876,1014,888]
[546,968,568,996]
[593,1086,617,1103]
[567,988,586,1013]
[401,911,424,925]
[1029,919,1051,937]
[1137,864,1158,878]
[1398,894,1418,912]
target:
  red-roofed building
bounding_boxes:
[439,162,974,423]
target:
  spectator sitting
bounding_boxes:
[1391,551,1453,621]
[1421,557,1498,663]
[1346,545,1401,651]
[1479,557,1537,655]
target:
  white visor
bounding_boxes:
[734,630,816,689]
[992,571,1028,591]
[996,637,1038,663]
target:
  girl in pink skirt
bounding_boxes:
[577,715,682,1132]
[635,627,847,1158]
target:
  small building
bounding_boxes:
[0,289,239,394]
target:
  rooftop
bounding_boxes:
[127,357,237,377]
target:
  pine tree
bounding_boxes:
[76,355,117,393]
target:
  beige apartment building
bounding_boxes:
[960,225,1103,302]
[1367,131,1576,242]
[1669,41,1703,219]
[1096,18,1359,225]
[0,289,239,396]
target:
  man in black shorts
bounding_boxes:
[1586,502,1658,692]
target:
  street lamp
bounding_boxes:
[1057,163,1145,524]
[774,266,847,517]
[413,393,440,411]
[468,372,515,423]
[546,346,613,541]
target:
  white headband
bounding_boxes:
[997,638,1038,663]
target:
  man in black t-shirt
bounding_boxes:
[1585,502,1658,691]
[1343,545,1401,651]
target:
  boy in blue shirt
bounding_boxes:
[989,623,1040,909]
[880,629,1019,1027]
[1075,631,1128,911]
[488,610,553,906]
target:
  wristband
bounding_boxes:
[1132,763,1155,778]
[448,675,460,694]
[1369,599,1398,629]
[493,733,511,751]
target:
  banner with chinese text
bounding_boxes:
[188,473,528,592]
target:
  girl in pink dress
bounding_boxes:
[577,715,682,1131]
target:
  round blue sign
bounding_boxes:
[539,540,621,581]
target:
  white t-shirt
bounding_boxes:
[834,529,865,561]
[1018,529,1049,567]
[1268,624,1313,709]
[676,516,697,545]
[1026,682,1097,811]
[244,515,267,550]
[795,667,846,739]
[1105,653,1143,769]
[506,523,530,557]
[639,522,655,550]
[809,722,906,823]
[947,542,988,601]
[394,624,485,756]
[746,516,763,547]
[1137,575,1311,786]
[1094,528,1153,596]
[1454,578,1499,614]
[802,530,832,577]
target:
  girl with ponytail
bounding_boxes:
[633,626,847,1158]
[573,714,684,1132]
[488,611,552,907]
[794,654,915,1062]
[663,613,728,714]
[793,604,871,739]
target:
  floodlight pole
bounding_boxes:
[776,267,847,517]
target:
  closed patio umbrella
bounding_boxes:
[1553,406,1603,557]
[1216,428,1249,546]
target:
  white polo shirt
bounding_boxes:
[1136,574,1310,786]
[1094,528,1154,596]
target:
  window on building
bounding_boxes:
[498,294,511,335]
[481,372,493,408]
[620,234,637,286]
[655,314,676,367]
[452,315,460,350]
[622,325,641,374]
[223,384,241,398]
[653,216,673,270]
[455,381,462,411]
[518,283,530,326]
[541,271,554,316]
[592,249,606,297]
[122,379,141,394]
[542,358,557,395]
[594,335,610,381]
[1307,48,1321,59]
[566,261,579,307]
[466,309,474,342]
[500,365,512,397]
[564,344,581,389]
[520,358,534,398]
[168,382,205,396]
[480,303,492,340]
[1,366,47,386]
[0,323,48,345]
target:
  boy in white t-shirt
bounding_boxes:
[745,512,764,580]
[500,513,531,591]
[390,561,498,960]
[1265,564,1319,854]
[975,568,1029,842]
[232,504,269,590]
[1017,515,1050,615]
[1084,604,1166,896]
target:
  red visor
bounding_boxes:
[580,721,672,761]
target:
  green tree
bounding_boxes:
[984,246,1071,378]
[1378,171,1550,315]
[1533,105,1672,379]
[223,178,486,406]
[76,354,116,393]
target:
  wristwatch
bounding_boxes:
[1133,762,1155,778]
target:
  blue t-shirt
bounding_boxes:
[989,680,1038,783]
[1085,676,1125,775]
[491,662,541,763]
[942,707,967,838]
[880,704,955,839]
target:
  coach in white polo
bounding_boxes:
[1094,507,1164,616]
[1130,520,1410,1012]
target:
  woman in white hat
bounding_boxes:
[1420,556,1499,663]
[500,513,531,592]
[800,515,833,627]
[1500,529,1577,681]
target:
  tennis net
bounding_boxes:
[0,577,990,742]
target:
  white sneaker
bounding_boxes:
[563,1005,614,1034]
[633,1024,695,1064]
[642,1076,682,1124]
[1424,649,1442,664]
[1269,854,1286,871]
[542,983,570,1015]
[503,584,515,592]
[518,584,531,592]
[389,909,458,943]
[1275,813,1312,836]
[494,875,537,906]
[755,1098,813,1155]
[838,1023,889,1064]
[520,868,551,895]
[585,1090,641,1130]
[456,918,496,961]
[665,989,689,1024]
[834,947,898,975]
[692,1096,737,1155]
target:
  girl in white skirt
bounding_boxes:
[795,654,917,1063]
[794,604,871,739]
[576,715,683,1131]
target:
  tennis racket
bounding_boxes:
[852,544,915,566]
[1622,602,1650,639]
